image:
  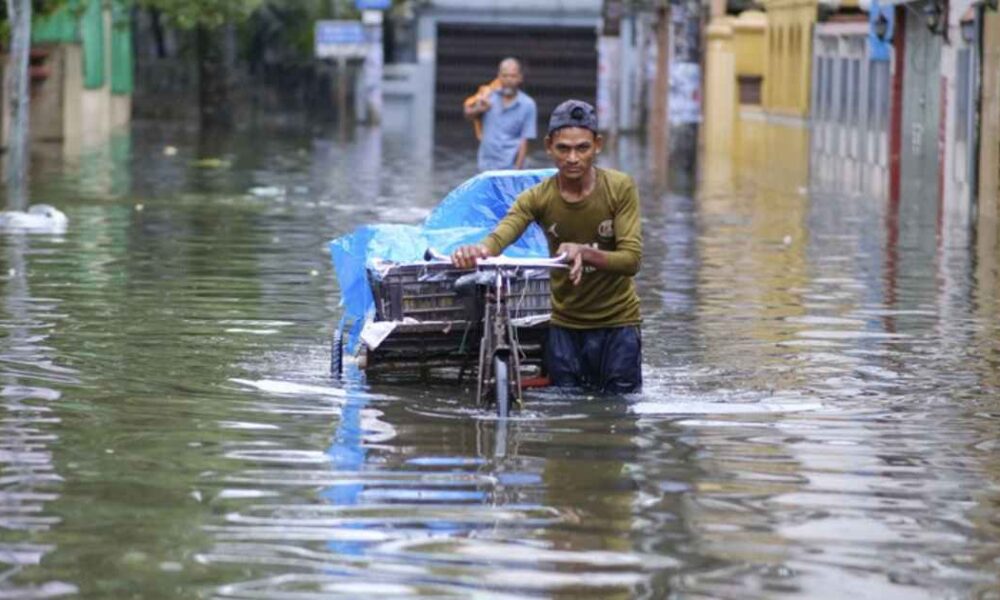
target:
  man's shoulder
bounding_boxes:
[598,168,637,191]
[516,175,555,203]
[518,91,537,109]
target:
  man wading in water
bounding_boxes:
[463,58,537,172]
[452,100,643,393]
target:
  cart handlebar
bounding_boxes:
[423,247,568,269]
[475,254,568,269]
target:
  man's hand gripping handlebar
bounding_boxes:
[425,246,569,270]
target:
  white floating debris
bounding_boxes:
[135,204,144,212]
[0,204,68,234]
[632,400,823,415]
[163,145,178,156]
[248,186,286,198]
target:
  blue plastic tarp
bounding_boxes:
[329,169,556,351]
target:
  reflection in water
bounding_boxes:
[0,113,998,597]
[205,382,668,596]
[0,236,77,598]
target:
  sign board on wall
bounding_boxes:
[315,20,367,59]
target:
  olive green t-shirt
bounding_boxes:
[482,168,642,329]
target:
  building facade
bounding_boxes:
[385,0,695,144]
[12,0,133,149]
[810,20,892,201]
[706,0,995,224]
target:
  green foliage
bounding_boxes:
[0,0,68,46]
[0,0,70,22]
[136,0,412,31]
[4,0,68,18]
[136,0,265,29]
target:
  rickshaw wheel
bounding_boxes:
[494,355,510,418]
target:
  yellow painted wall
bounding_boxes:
[733,11,768,78]
[759,0,816,117]
[977,9,999,325]
[704,18,737,160]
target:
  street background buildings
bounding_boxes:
[7,0,999,226]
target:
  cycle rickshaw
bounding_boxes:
[331,252,566,416]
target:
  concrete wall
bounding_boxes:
[598,12,652,135]
[938,3,980,226]
[33,7,129,149]
[30,46,67,141]
[4,44,84,145]
[382,62,433,157]
[899,10,943,209]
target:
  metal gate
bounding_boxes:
[434,23,598,123]
[811,22,892,201]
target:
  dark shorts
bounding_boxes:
[544,325,642,394]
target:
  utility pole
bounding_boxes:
[649,1,671,186]
[5,0,32,210]
[599,0,623,143]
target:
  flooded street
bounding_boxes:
[2,118,1000,599]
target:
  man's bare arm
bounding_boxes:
[464,98,489,120]
[514,139,529,169]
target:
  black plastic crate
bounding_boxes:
[368,261,551,323]
[505,274,550,320]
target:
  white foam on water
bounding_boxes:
[0,385,61,401]
[229,378,389,401]
[796,330,909,340]
[631,400,824,415]
[230,378,349,397]
[224,328,281,335]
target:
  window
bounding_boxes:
[839,57,849,122]
[815,55,827,119]
[867,60,879,132]
[825,56,835,120]
[850,58,861,126]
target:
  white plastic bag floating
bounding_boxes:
[0,204,68,234]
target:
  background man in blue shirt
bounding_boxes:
[463,58,537,171]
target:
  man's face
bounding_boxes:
[545,127,603,180]
[498,62,523,97]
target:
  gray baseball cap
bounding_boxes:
[547,99,599,135]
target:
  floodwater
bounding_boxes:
[2,116,1000,599]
